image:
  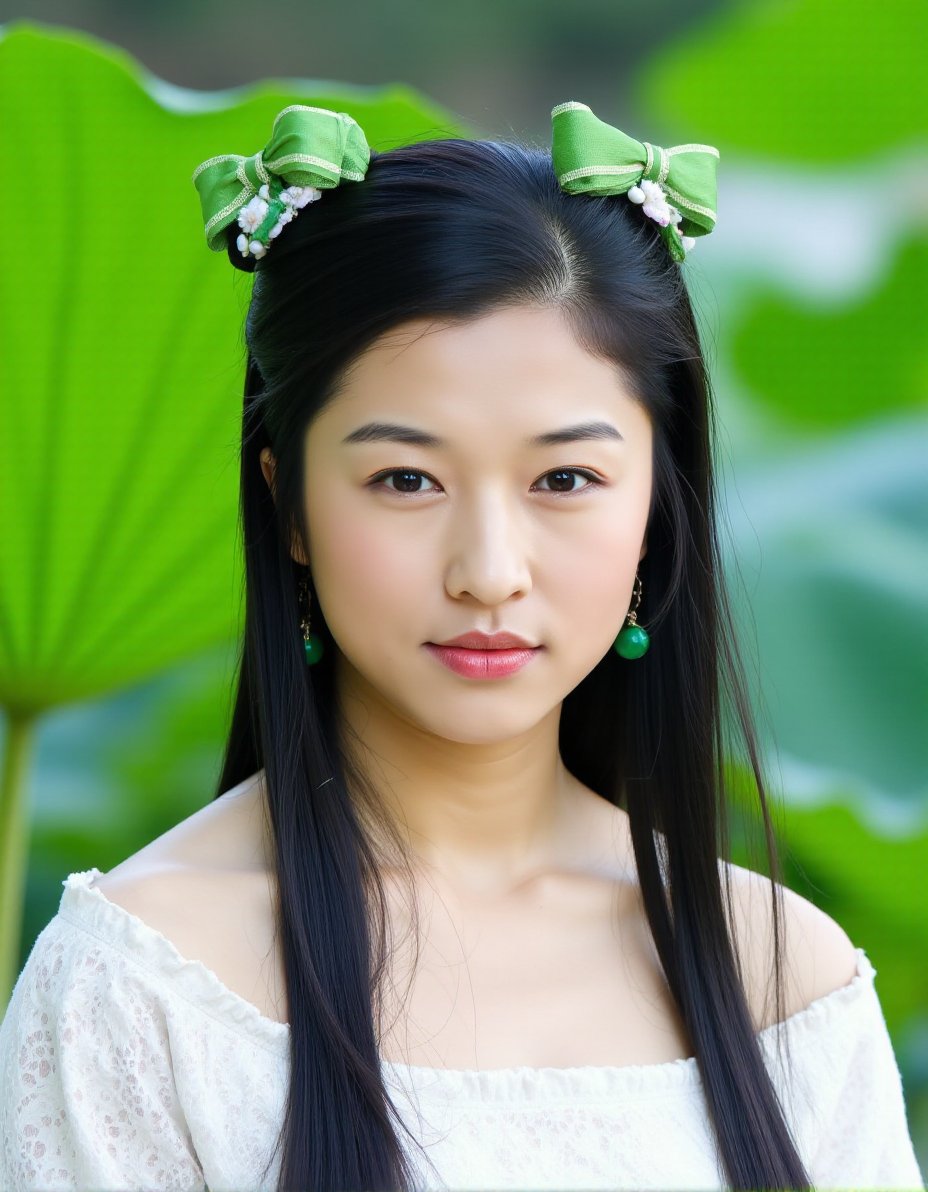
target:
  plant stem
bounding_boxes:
[1,712,36,1013]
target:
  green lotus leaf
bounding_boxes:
[0,21,469,717]
[723,410,927,805]
[729,237,928,429]
[636,0,926,160]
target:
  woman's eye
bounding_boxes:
[371,469,441,495]
[533,468,602,495]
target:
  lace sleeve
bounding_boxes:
[804,970,924,1190]
[0,914,206,1191]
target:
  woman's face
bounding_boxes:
[265,304,653,745]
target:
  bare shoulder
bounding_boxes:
[94,768,271,890]
[92,770,286,1023]
[98,769,271,878]
[720,858,860,1030]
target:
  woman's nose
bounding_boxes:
[443,495,533,605]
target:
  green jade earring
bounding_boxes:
[614,571,650,660]
[298,573,325,665]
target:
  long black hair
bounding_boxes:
[215,133,812,1191]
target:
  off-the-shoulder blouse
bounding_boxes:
[0,869,923,1190]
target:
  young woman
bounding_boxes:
[1,102,922,1191]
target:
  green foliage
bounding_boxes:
[641,0,927,160]
[723,442,927,803]
[730,236,928,428]
[0,21,467,718]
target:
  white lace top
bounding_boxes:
[0,869,923,1192]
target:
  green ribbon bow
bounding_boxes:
[192,104,371,260]
[550,100,719,262]
[193,99,716,267]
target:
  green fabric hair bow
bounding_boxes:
[550,100,719,262]
[193,99,717,268]
[192,104,371,263]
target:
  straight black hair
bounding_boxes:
[215,134,812,1191]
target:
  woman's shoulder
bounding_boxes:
[91,767,273,952]
[719,856,860,1031]
[85,769,288,1028]
[581,796,860,1032]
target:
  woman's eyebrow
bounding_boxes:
[341,420,624,447]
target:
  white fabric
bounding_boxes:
[0,868,922,1191]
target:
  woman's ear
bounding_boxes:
[639,537,647,562]
[260,447,277,500]
[259,447,311,566]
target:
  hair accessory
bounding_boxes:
[614,570,650,659]
[550,100,719,262]
[298,572,324,666]
[192,105,371,266]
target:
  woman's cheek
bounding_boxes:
[551,537,642,655]
[308,499,421,634]
[543,483,650,648]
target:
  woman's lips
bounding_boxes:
[424,643,541,679]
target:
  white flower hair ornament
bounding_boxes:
[626,180,696,252]
[551,100,719,262]
[192,104,372,269]
[233,184,320,261]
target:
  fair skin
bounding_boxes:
[262,304,651,898]
[95,304,859,1069]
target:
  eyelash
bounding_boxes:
[367,467,605,498]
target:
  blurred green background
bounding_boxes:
[1,0,925,1176]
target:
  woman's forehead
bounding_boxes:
[317,308,642,429]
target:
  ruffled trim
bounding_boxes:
[757,946,876,1049]
[381,1049,704,1104]
[59,868,290,1053]
[58,870,876,1104]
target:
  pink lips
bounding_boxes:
[424,642,541,679]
